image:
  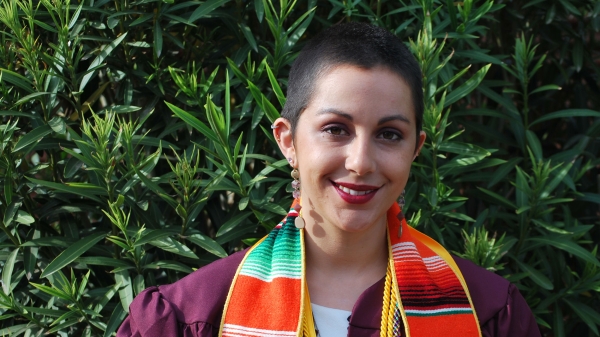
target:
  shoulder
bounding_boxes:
[452,256,510,322]
[452,256,541,337]
[158,249,247,324]
[117,250,246,337]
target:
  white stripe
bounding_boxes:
[223,324,296,337]
[424,260,446,268]
[242,263,302,274]
[405,308,472,315]
[392,252,421,258]
[392,242,417,249]
[240,270,302,281]
[425,264,448,272]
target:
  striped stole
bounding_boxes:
[219,200,481,337]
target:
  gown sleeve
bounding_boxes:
[479,283,541,337]
[453,256,541,337]
[116,286,216,337]
[116,250,247,337]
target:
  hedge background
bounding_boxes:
[0,0,599,335]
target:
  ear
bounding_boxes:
[273,118,296,165]
[413,131,426,160]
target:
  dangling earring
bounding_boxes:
[397,190,405,237]
[398,190,406,209]
[291,168,305,229]
[291,168,301,199]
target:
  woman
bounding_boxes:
[117,23,540,337]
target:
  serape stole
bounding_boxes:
[219,200,481,337]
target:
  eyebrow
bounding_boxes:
[317,108,411,125]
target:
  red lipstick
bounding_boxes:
[331,180,380,204]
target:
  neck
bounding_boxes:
[306,224,386,270]
[302,208,389,310]
[303,210,388,277]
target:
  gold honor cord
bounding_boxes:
[301,258,398,337]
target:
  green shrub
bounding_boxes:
[0,0,598,335]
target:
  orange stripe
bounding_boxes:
[224,275,301,331]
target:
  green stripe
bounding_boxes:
[406,310,473,317]
[241,221,302,280]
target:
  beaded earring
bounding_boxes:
[291,168,301,199]
[290,168,304,229]
[397,190,406,237]
[398,189,406,209]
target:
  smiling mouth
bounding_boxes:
[331,180,381,203]
[335,184,376,195]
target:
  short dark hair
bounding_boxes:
[281,22,423,144]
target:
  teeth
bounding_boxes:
[337,184,373,196]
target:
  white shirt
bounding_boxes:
[311,303,352,337]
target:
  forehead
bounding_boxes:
[305,64,416,121]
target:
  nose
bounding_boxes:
[345,133,376,176]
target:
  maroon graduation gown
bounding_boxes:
[116,251,541,337]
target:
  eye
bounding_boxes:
[324,126,348,136]
[379,130,402,141]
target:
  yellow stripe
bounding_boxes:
[297,227,308,337]
[387,227,411,337]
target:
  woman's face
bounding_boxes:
[275,64,425,234]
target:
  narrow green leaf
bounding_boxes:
[40,232,106,278]
[542,162,573,197]
[22,306,67,317]
[185,233,227,257]
[143,260,194,273]
[514,259,553,290]
[530,84,561,95]
[0,324,28,336]
[444,64,491,107]
[76,257,132,268]
[265,62,286,107]
[14,91,50,106]
[487,158,521,188]
[0,110,41,119]
[476,187,516,209]
[115,270,133,313]
[165,101,220,144]
[529,236,600,267]
[0,69,34,93]
[154,21,163,58]
[30,283,71,301]
[26,178,107,202]
[13,125,52,152]
[134,228,179,246]
[530,109,600,126]
[79,32,128,91]
[239,196,249,210]
[149,237,199,259]
[2,248,19,294]
[21,236,75,247]
[68,0,84,29]
[240,23,258,52]
[579,193,600,204]
[563,299,600,335]
[216,212,252,237]
[525,130,542,161]
[103,300,126,337]
[15,210,34,225]
[188,0,230,23]
[438,142,490,156]
[3,200,21,227]
[438,211,476,222]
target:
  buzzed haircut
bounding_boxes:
[281,22,423,145]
